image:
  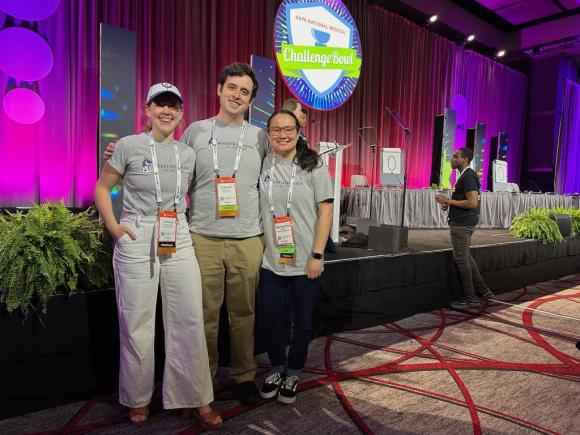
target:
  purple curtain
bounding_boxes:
[555,79,580,194]
[0,0,528,207]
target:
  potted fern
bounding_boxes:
[509,207,565,244]
[0,201,118,418]
[0,201,113,316]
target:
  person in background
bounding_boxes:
[281,98,308,132]
[258,109,333,404]
[435,147,494,309]
[94,83,221,429]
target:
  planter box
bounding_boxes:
[0,288,119,419]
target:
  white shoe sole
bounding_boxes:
[277,394,296,404]
[260,388,280,399]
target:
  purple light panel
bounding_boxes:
[3,88,45,124]
[0,27,53,81]
[451,93,467,149]
[0,0,60,21]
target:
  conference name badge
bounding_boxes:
[273,216,295,265]
[216,177,239,217]
[157,210,177,254]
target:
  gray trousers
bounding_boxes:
[449,225,488,299]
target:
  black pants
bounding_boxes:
[449,225,488,299]
[259,268,319,376]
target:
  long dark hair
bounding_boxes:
[267,109,320,172]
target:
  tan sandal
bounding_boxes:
[129,406,149,426]
[180,407,223,430]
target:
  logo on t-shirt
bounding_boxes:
[142,159,153,173]
[264,174,274,183]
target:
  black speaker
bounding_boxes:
[498,131,508,161]
[549,214,572,237]
[368,225,408,253]
[487,132,508,191]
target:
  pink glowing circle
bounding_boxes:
[3,88,45,124]
[0,27,54,81]
[0,0,60,21]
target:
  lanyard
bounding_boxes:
[268,154,297,218]
[149,134,181,210]
[209,119,247,178]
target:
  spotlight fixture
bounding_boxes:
[496,49,506,58]
[428,14,438,24]
[466,34,476,43]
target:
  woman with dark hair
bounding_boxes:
[94,83,221,429]
[258,109,333,404]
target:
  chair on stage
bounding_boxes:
[350,174,368,187]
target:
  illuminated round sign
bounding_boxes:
[274,0,362,111]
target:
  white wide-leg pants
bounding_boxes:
[113,214,213,409]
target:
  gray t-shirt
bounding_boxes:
[259,153,334,276]
[181,117,269,238]
[108,133,195,216]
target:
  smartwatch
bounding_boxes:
[311,252,323,260]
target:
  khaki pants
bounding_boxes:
[191,232,264,383]
[113,215,213,409]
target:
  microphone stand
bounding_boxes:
[385,107,410,228]
[357,127,379,221]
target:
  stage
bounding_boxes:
[315,229,580,335]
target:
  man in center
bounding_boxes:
[181,63,269,404]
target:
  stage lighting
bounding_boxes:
[496,49,506,58]
[428,14,438,24]
[466,34,476,42]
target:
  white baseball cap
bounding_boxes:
[146,82,183,103]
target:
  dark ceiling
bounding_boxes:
[451,0,580,32]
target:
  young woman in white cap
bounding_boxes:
[94,83,221,429]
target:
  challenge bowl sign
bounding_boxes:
[274,0,362,111]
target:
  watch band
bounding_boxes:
[311,252,323,260]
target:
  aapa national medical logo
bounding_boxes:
[274,0,362,111]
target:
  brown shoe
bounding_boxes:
[128,406,149,426]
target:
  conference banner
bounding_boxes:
[274,0,363,111]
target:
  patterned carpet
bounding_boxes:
[2,275,579,434]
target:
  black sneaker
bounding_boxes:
[477,289,495,300]
[277,375,299,404]
[450,298,481,309]
[234,381,259,405]
[260,372,284,399]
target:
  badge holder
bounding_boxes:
[157,210,177,254]
[274,216,295,265]
[216,177,239,218]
